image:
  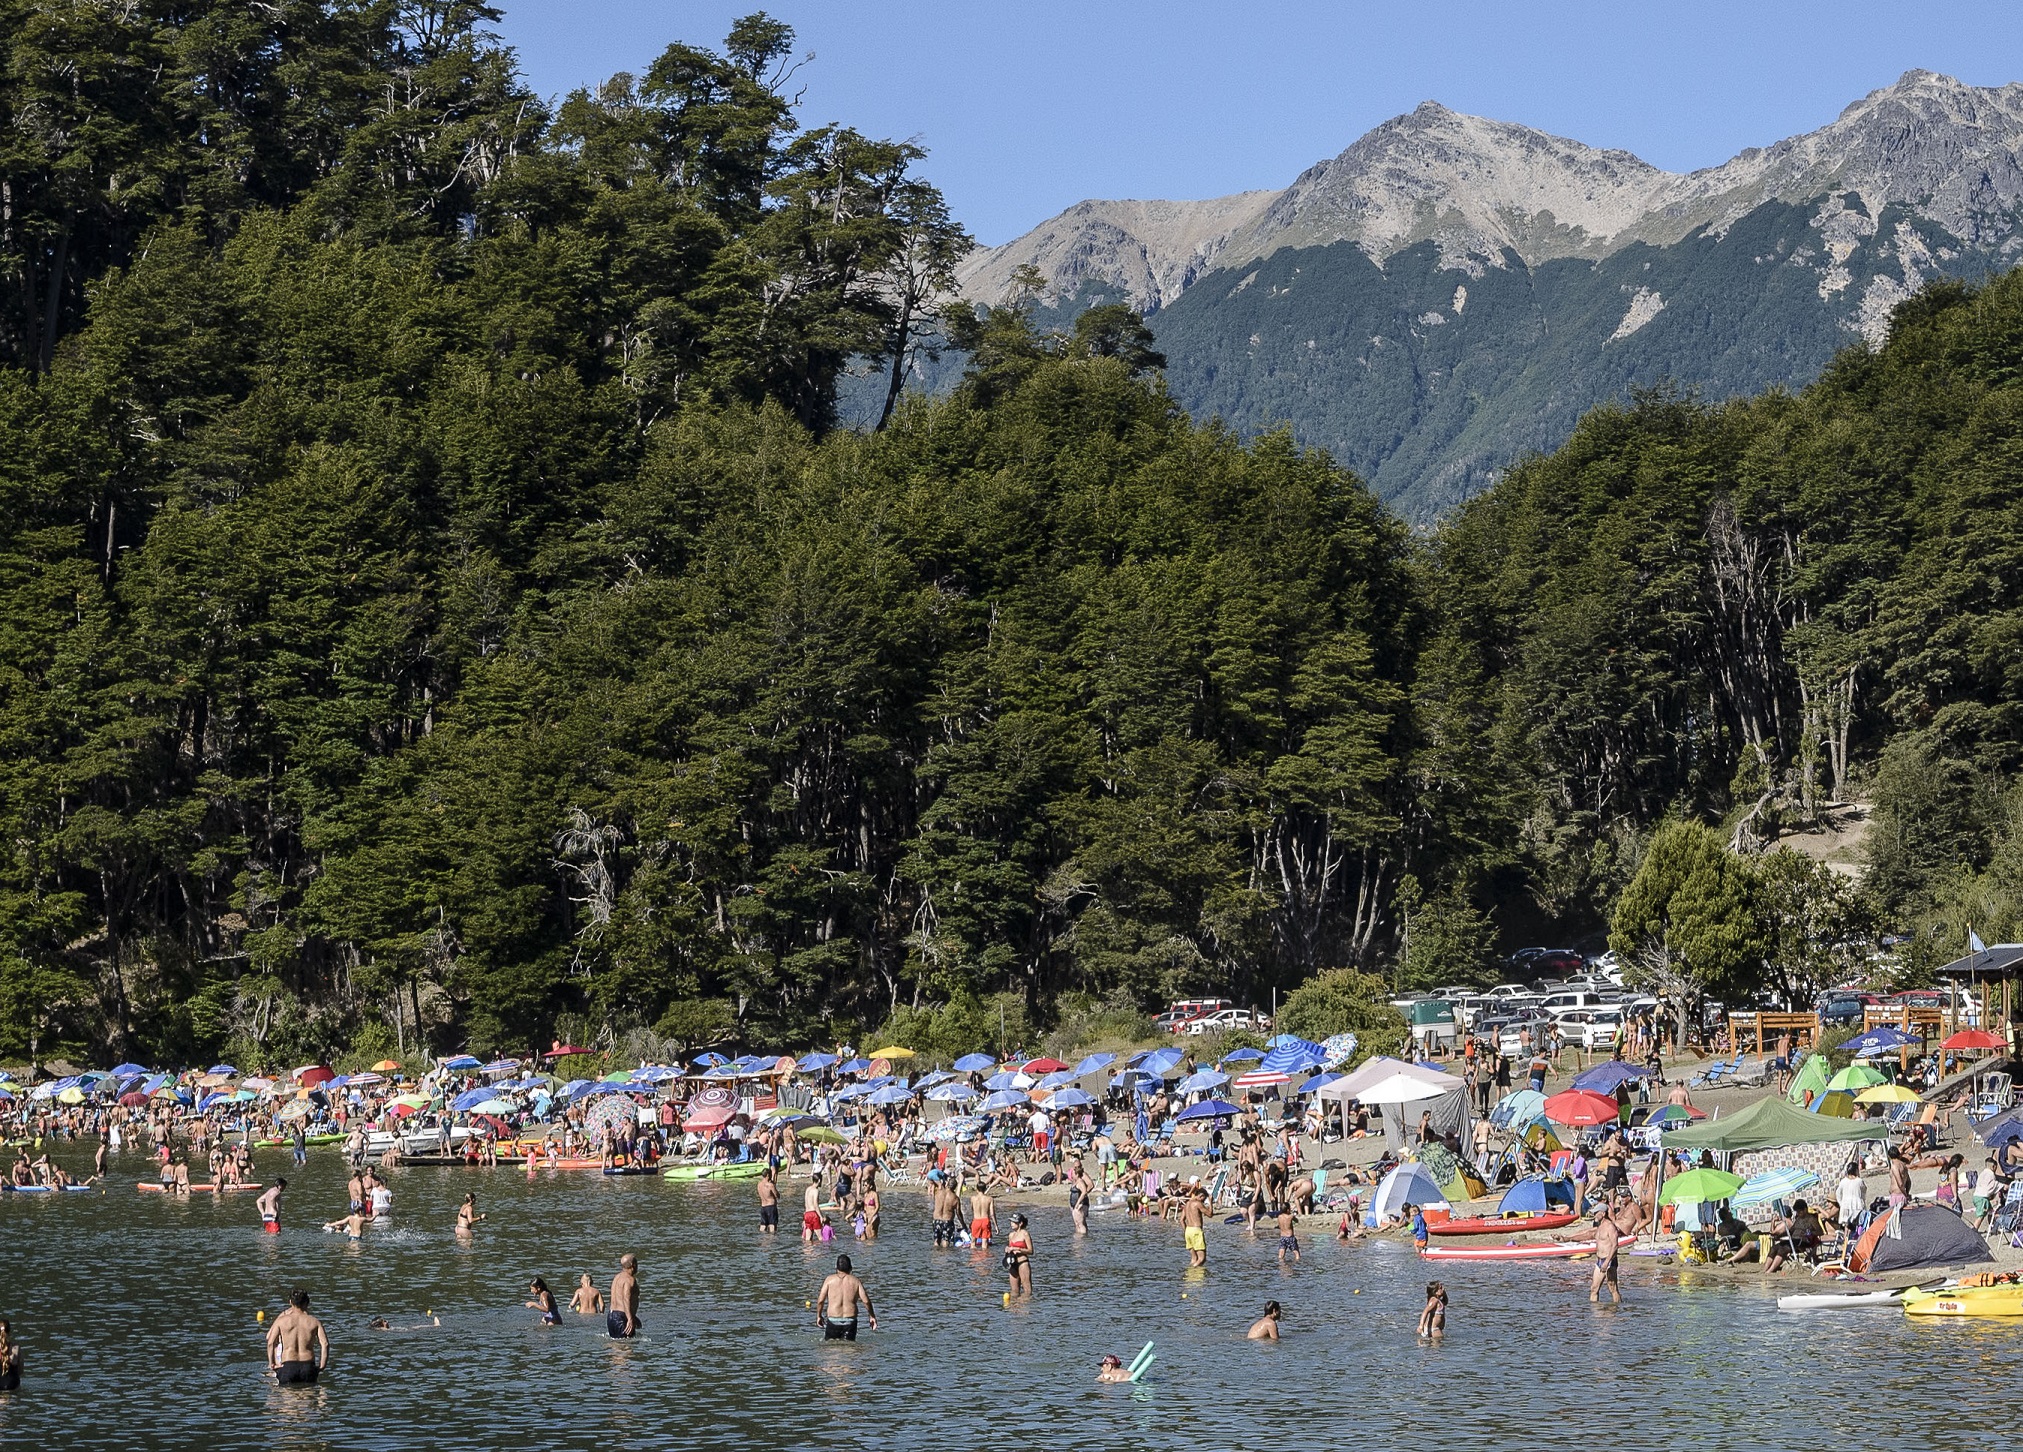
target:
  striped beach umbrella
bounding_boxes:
[1733,1167,1820,1207]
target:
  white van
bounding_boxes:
[1539,990,1607,1015]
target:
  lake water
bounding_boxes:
[0,1145,2013,1451]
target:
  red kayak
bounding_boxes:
[1427,1212,1578,1237]
[1421,1239,1599,1260]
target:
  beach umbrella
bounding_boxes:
[208,1064,238,1076]
[370,1059,402,1073]
[1177,1098,1242,1121]
[1134,1047,1186,1076]
[56,1086,86,1104]
[762,1112,830,1131]
[1855,1083,1921,1105]
[1045,1087,1096,1108]
[601,1069,635,1084]
[914,1071,954,1089]
[979,1089,1030,1112]
[868,1046,915,1059]
[1643,1103,1705,1126]
[1733,1167,1819,1207]
[865,1084,914,1107]
[1177,1069,1229,1093]
[1978,1116,2023,1148]
[1543,1089,1623,1126]
[481,1058,521,1074]
[684,1086,740,1129]
[439,1055,482,1071]
[1356,1071,1458,1105]
[1846,1026,1916,1058]
[690,1052,730,1068]
[1219,1047,1265,1064]
[1825,1064,1886,1092]
[984,1071,1022,1091]
[952,1054,996,1073]
[924,1115,983,1144]
[1320,1033,1361,1069]
[1073,1052,1117,1076]
[1943,1029,2005,1051]
[242,1077,275,1092]
[799,1126,847,1146]
[118,1091,148,1107]
[197,1092,228,1112]
[1021,1057,1070,1074]
[110,1062,147,1078]
[1298,1071,1343,1094]
[925,1083,977,1102]
[1111,1070,1160,1094]
[1658,1167,1744,1205]
[195,1072,235,1089]
[295,1065,336,1088]
[1032,1070,1076,1092]
[1260,1044,1325,1075]
[545,1045,592,1059]
[452,1087,497,1111]
[345,1072,382,1087]
[1571,1060,1649,1094]
[837,1059,873,1076]
[275,1098,316,1122]
[1233,1070,1292,1091]
[796,1053,840,1072]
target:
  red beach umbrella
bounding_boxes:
[1021,1058,1070,1074]
[1943,1029,2004,1051]
[1543,1089,1624,1126]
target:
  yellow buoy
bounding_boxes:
[256,1310,265,1322]
[1002,1292,1011,1306]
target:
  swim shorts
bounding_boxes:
[1184,1226,1206,1252]
[933,1218,956,1245]
[760,1205,778,1228]
[971,1217,992,1243]
[803,1210,824,1231]
[607,1311,635,1339]
[822,1317,857,1341]
[1279,1235,1298,1253]
[276,1361,318,1385]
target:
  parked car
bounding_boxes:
[1554,1008,1624,1050]
[1184,1007,1271,1036]
[1815,993,1868,1026]
[1159,997,1232,1033]
[1483,984,1530,1001]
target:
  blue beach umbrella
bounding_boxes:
[1111,1070,1160,1094]
[1220,1048,1265,1064]
[1261,1042,1326,1075]
[866,1084,915,1107]
[925,1083,977,1102]
[1045,1087,1096,1108]
[984,1071,1022,1091]
[837,1059,873,1076]
[208,1065,238,1076]
[1177,1069,1229,1093]
[1177,1098,1241,1121]
[913,1071,953,1089]
[1846,1026,1917,1058]
[1032,1070,1076,1092]
[796,1053,840,1072]
[1734,1167,1820,1207]
[452,1087,497,1111]
[439,1055,482,1071]
[1131,1047,1184,1076]
[1298,1071,1343,1094]
[979,1090,1029,1112]
[1571,1060,1649,1094]
[1073,1052,1117,1076]
[953,1054,996,1073]
[110,1062,148,1078]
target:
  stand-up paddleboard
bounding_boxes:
[137,1182,263,1193]
[2,1184,52,1193]
[1427,1212,1579,1237]
[662,1162,765,1181]
[1421,1239,1600,1261]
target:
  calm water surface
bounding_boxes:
[0,1146,2012,1450]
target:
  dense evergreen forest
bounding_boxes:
[3,5,2021,1068]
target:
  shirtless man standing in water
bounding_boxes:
[815,1254,876,1340]
[607,1254,640,1339]
[265,1290,329,1384]
[930,1176,960,1247]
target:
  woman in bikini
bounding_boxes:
[1004,1213,1034,1297]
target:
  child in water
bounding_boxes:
[1417,1281,1447,1339]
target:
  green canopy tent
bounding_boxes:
[1786,1053,1831,1107]
[1665,1095,1881,1153]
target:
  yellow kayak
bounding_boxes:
[1902,1284,2023,1318]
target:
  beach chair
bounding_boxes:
[1688,1054,1740,1090]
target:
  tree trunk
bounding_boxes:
[38,226,70,371]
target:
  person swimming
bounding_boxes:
[1247,1302,1282,1341]
[569,1275,603,1315]
[0,1320,21,1391]
[1418,1280,1447,1339]
[1097,1354,1131,1383]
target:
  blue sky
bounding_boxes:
[495,1,2023,245]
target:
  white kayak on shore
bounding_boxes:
[1776,1289,1907,1312]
